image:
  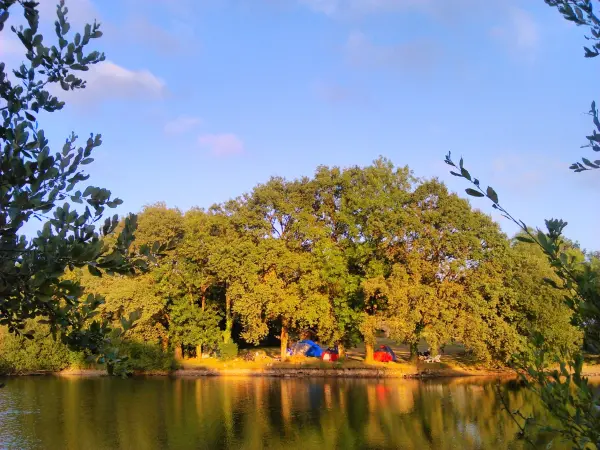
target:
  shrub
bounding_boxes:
[116,341,177,373]
[68,351,93,370]
[218,341,238,360]
[0,323,71,373]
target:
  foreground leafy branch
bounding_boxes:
[544,0,600,172]
[0,0,165,375]
[445,152,600,449]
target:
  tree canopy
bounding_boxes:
[62,158,586,368]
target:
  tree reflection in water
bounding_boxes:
[0,376,595,449]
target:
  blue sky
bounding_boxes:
[2,0,599,250]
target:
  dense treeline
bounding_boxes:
[2,158,594,372]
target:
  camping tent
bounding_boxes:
[373,345,397,363]
[290,340,323,358]
[321,347,339,362]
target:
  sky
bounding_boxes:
[1,0,599,250]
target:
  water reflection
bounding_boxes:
[0,376,593,450]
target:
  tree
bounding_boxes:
[168,299,221,357]
[232,177,330,360]
[396,179,511,361]
[309,163,378,357]
[510,236,583,353]
[0,0,146,363]
[329,159,415,361]
[180,202,262,345]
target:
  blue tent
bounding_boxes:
[291,340,323,358]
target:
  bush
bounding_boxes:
[115,341,177,373]
[0,356,11,375]
[68,351,93,370]
[218,341,238,360]
[0,323,71,373]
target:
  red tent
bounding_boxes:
[373,351,393,362]
[321,350,339,362]
[373,345,396,362]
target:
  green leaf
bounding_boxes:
[486,186,499,204]
[460,167,472,181]
[70,63,88,71]
[88,265,102,277]
[543,277,560,289]
[515,236,534,244]
[465,188,484,197]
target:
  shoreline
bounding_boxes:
[3,366,513,379]
[4,365,600,380]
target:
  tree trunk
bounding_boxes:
[223,287,232,344]
[280,325,289,361]
[337,342,346,359]
[175,344,183,360]
[409,342,419,362]
[196,344,202,359]
[364,342,374,362]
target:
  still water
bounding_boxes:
[0,376,588,450]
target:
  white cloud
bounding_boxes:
[296,0,491,18]
[38,0,99,27]
[0,36,22,56]
[298,0,427,16]
[510,8,539,51]
[313,81,352,103]
[491,152,555,191]
[54,60,166,104]
[345,31,439,73]
[312,80,368,105]
[164,116,203,134]
[112,16,197,55]
[298,0,340,15]
[490,7,539,58]
[198,133,245,157]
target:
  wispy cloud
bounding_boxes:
[491,152,558,191]
[53,60,166,105]
[296,0,495,19]
[298,0,340,15]
[126,18,186,54]
[490,7,539,59]
[0,36,22,56]
[345,31,439,73]
[110,16,197,56]
[312,80,368,105]
[198,133,245,157]
[38,0,99,27]
[164,116,203,134]
[298,0,427,17]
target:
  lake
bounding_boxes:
[0,376,589,450]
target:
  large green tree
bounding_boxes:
[232,177,330,360]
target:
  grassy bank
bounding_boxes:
[4,337,600,379]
